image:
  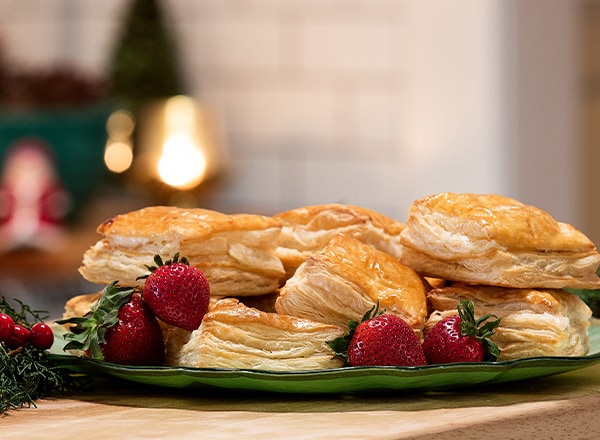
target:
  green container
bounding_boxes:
[0,102,113,219]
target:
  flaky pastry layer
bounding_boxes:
[172,298,345,370]
[425,283,592,360]
[276,234,428,334]
[274,203,405,279]
[79,206,285,297]
[399,193,600,289]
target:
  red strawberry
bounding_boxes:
[100,294,165,365]
[57,282,165,366]
[139,254,210,331]
[422,299,501,364]
[329,305,427,367]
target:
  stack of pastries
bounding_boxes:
[64,195,600,369]
[401,193,599,360]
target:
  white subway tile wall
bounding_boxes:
[0,0,581,227]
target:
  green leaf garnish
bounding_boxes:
[457,299,502,361]
[56,281,135,360]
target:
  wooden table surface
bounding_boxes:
[2,362,600,439]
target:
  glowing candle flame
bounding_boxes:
[156,96,209,190]
[158,134,207,189]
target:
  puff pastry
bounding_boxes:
[79,206,286,297]
[172,298,345,370]
[275,234,429,333]
[274,203,405,279]
[425,283,592,360]
[399,193,600,289]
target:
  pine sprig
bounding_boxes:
[1,296,91,414]
[0,296,48,327]
[1,344,90,413]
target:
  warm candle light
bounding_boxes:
[157,133,207,189]
[104,140,134,173]
[155,96,208,189]
[135,95,224,192]
[104,110,135,174]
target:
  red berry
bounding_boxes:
[422,300,501,364]
[5,324,30,350]
[100,293,165,365]
[142,258,210,331]
[0,313,15,342]
[423,315,485,364]
[29,322,55,350]
[348,314,427,367]
[57,282,166,366]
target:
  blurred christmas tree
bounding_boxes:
[108,0,184,115]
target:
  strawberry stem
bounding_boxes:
[56,281,135,360]
[457,299,501,361]
[137,253,190,281]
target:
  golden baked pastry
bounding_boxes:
[425,283,592,360]
[275,234,428,333]
[172,298,345,370]
[399,193,600,289]
[79,206,286,297]
[274,203,405,279]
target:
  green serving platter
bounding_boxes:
[47,320,600,394]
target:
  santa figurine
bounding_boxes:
[0,139,71,251]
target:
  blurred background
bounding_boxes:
[0,0,598,317]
